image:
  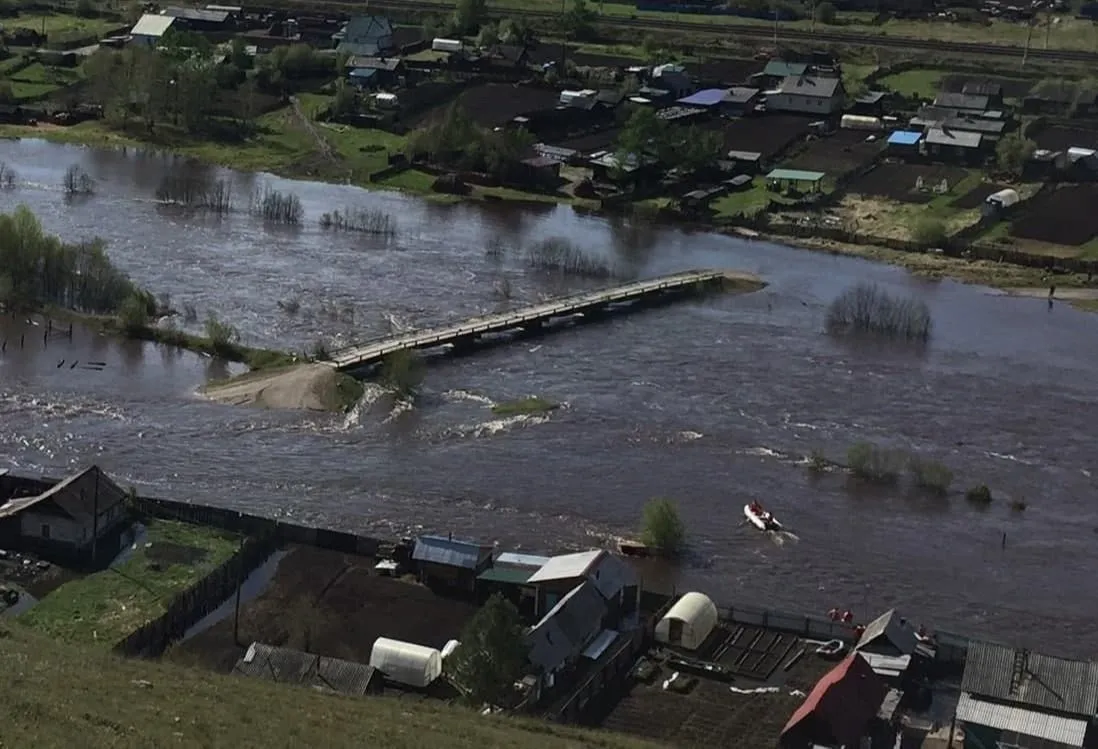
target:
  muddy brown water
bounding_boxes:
[2,139,1097,656]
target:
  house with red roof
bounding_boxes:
[780,652,889,749]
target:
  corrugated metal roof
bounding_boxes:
[782,653,888,747]
[962,642,1098,716]
[131,13,175,37]
[926,127,982,149]
[855,609,917,656]
[477,566,536,585]
[859,652,911,676]
[678,88,728,107]
[778,75,841,98]
[233,642,377,696]
[526,581,607,672]
[412,535,490,569]
[764,60,808,78]
[766,168,825,182]
[527,550,603,583]
[496,552,551,568]
[957,692,1088,746]
[933,92,989,111]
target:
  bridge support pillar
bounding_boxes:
[519,319,545,338]
[451,334,480,355]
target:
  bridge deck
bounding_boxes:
[328,270,726,371]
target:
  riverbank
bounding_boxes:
[202,363,364,413]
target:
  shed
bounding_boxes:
[722,86,761,115]
[888,130,923,147]
[985,188,1019,211]
[477,551,548,612]
[780,653,888,749]
[527,549,637,617]
[654,592,718,651]
[765,168,825,192]
[130,14,175,46]
[925,127,982,156]
[855,609,917,656]
[369,637,443,688]
[961,642,1098,717]
[762,60,808,79]
[956,691,1090,748]
[412,534,493,592]
[233,642,380,696]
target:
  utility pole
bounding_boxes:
[232,531,244,646]
[1044,11,1052,50]
[772,4,779,47]
[1023,20,1034,66]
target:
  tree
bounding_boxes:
[476,21,499,48]
[498,17,535,46]
[446,594,527,707]
[641,498,685,554]
[996,131,1036,176]
[453,0,488,34]
[912,217,947,247]
[616,106,663,161]
[118,293,150,333]
[379,349,424,399]
[204,312,239,354]
[814,1,837,23]
[562,0,596,39]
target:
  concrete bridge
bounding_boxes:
[327,270,738,372]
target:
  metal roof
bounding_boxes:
[724,87,761,104]
[526,581,607,672]
[527,550,603,583]
[678,88,728,107]
[477,566,537,585]
[888,130,923,146]
[412,535,490,569]
[583,629,620,660]
[782,653,888,747]
[766,168,825,182]
[859,652,912,677]
[957,692,1088,746]
[962,641,1098,716]
[496,552,551,568]
[925,127,982,149]
[933,92,989,111]
[233,642,378,696]
[764,60,808,78]
[131,13,175,37]
[162,7,230,23]
[855,609,918,656]
[0,465,125,523]
[727,149,763,161]
[778,75,841,98]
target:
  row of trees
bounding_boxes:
[406,104,536,180]
[0,205,144,315]
[615,106,725,177]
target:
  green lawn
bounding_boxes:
[18,520,239,647]
[713,181,772,220]
[0,623,663,749]
[4,12,120,37]
[878,68,949,99]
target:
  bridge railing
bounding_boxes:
[330,270,721,362]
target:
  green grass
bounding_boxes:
[0,622,663,749]
[877,67,949,99]
[3,12,119,37]
[18,520,238,647]
[491,396,560,416]
[713,181,771,220]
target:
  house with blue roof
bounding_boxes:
[412,534,494,593]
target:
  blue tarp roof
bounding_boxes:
[413,535,489,569]
[888,130,923,146]
[678,88,727,107]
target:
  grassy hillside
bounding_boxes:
[0,623,660,749]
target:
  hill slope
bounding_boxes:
[0,623,660,749]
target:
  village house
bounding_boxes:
[411,534,494,594]
[476,551,550,616]
[924,127,985,164]
[853,609,922,683]
[345,56,403,90]
[722,86,762,116]
[960,81,1005,109]
[161,6,235,33]
[780,652,891,749]
[333,15,395,58]
[0,466,129,565]
[766,76,846,116]
[754,59,810,89]
[956,641,1098,749]
[129,13,176,46]
[651,63,694,98]
[525,580,609,690]
[525,549,638,619]
[932,92,990,114]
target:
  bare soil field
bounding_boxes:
[1011,184,1098,246]
[1032,124,1098,152]
[708,115,813,159]
[786,129,883,176]
[693,58,764,86]
[557,127,621,153]
[170,545,478,673]
[527,43,641,68]
[846,162,969,203]
[940,74,1034,98]
[951,181,1008,208]
[598,627,833,749]
[420,83,561,129]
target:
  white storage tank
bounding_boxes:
[369,637,443,688]
[841,114,884,132]
[432,37,463,53]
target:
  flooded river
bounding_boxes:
[2,139,1097,656]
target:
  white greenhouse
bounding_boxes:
[654,592,719,651]
[369,637,443,688]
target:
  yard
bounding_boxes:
[707,115,813,160]
[0,60,84,101]
[1031,124,1098,152]
[877,67,949,100]
[169,545,479,673]
[785,129,883,177]
[1,12,120,38]
[846,162,972,203]
[1008,184,1098,251]
[18,520,239,646]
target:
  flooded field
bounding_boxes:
[2,139,1097,656]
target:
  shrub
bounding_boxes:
[250,186,303,224]
[379,349,424,399]
[808,449,829,473]
[204,312,239,355]
[814,1,837,23]
[641,497,685,554]
[847,441,904,484]
[524,237,621,279]
[446,594,526,707]
[965,485,993,505]
[908,456,954,495]
[318,207,397,237]
[825,282,932,342]
[912,218,947,248]
[62,164,94,195]
[1009,498,1027,512]
[118,294,150,333]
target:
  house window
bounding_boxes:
[41,523,51,539]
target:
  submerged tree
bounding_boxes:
[641,497,686,554]
[825,282,932,342]
[446,593,527,707]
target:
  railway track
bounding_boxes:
[254,0,1098,63]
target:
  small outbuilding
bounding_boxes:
[130,14,175,46]
[765,168,825,193]
[412,534,493,593]
[780,653,889,749]
[654,592,718,651]
[369,637,443,688]
[233,642,381,696]
[855,609,917,657]
[887,130,923,155]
